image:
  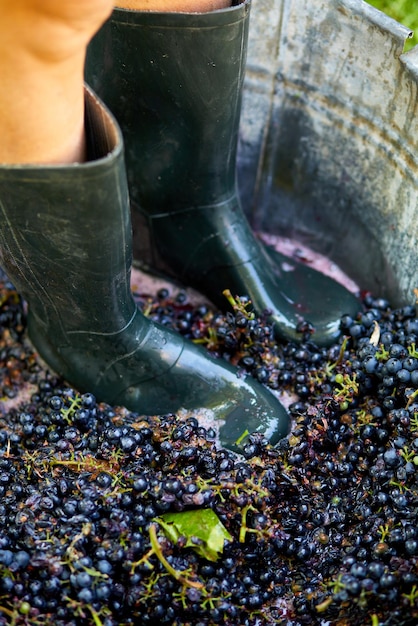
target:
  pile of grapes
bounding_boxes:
[0,273,417,625]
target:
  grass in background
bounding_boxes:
[367,0,418,50]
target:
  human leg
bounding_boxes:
[118,0,230,11]
[0,0,113,164]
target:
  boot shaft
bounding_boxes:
[85,0,251,211]
[0,89,135,335]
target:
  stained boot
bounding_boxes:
[0,88,289,451]
[85,0,360,347]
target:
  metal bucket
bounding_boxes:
[238,0,418,305]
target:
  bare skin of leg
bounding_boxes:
[0,1,114,165]
[0,0,229,166]
[117,0,230,12]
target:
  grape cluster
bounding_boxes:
[0,272,417,625]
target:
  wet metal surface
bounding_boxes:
[238,0,418,305]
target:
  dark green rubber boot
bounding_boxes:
[85,0,360,347]
[0,88,289,452]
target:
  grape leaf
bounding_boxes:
[157,509,233,562]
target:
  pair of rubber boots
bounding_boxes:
[0,0,359,451]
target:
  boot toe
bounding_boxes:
[217,387,290,452]
[110,336,290,453]
[264,245,361,346]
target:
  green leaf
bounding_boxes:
[157,509,233,562]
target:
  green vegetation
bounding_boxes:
[367,0,418,50]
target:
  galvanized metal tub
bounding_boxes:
[238,0,418,305]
